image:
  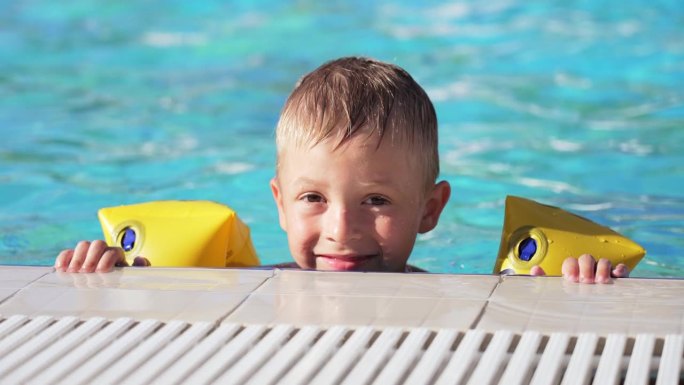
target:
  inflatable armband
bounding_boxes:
[98,200,260,268]
[494,196,645,275]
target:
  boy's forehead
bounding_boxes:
[278,133,423,175]
[278,133,415,166]
[275,134,433,195]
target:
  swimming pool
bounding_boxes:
[2,0,682,277]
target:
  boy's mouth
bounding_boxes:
[315,254,377,271]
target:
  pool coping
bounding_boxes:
[0,266,681,336]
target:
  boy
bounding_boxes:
[55,57,628,283]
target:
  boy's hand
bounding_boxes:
[530,254,629,283]
[54,240,151,273]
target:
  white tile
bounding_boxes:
[36,268,272,292]
[226,270,495,328]
[0,267,681,337]
[493,275,684,304]
[418,298,489,329]
[476,275,684,336]
[0,266,53,304]
[224,293,487,329]
[255,270,499,299]
[0,268,272,322]
[477,300,584,334]
[0,266,53,289]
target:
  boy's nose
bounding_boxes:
[323,206,362,242]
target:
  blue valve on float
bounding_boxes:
[517,237,537,262]
[119,227,136,252]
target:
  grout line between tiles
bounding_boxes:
[0,267,55,307]
[468,274,505,329]
[215,269,279,323]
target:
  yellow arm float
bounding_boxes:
[494,196,646,275]
[98,200,260,268]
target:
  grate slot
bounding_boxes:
[561,332,599,385]
[498,330,542,385]
[467,330,514,385]
[435,329,486,385]
[246,325,320,385]
[126,321,214,385]
[61,319,162,385]
[310,326,376,385]
[624,334,656,385]
[95,320,189,384]
[342,327,403,385]
[281,325,349,385]
[656,334,684,385]
[0,316,79,377]
[530,332,571,385]
[404,329,459,385]
[373,327,431,385]
[4,317,108,384]
[186,324,267,384]
[0,314,29,340]
[29,317,134,384]
[152,323,240,385]
[215,324,295,385]
[0,315,53,357]
[592,333,628,385]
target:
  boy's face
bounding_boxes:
[271,133,450,272]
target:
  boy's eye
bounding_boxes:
[365,196,390,206]
[301,193,324,203]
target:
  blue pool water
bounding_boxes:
[1,1,683,277]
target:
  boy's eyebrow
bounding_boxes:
[291,176,403,190]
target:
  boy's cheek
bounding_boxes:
[292,252,316,270]
[287,228,318,270]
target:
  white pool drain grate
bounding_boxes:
[0,315,681,384]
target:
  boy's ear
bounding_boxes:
[419,180,451,233]
[270,177,288,232]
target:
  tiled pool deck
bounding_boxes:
[1,266,683,384]
[1,266,682,336]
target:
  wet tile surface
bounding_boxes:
[224,270,498,328]
[0,267,682,336]
[0,266,53,303]
[0,268,272,322]
[477,275,684,336]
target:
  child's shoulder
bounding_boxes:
[405,264,428,273]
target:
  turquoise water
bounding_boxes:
[1,1,683,277]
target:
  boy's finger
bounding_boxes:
[97,248,126,272]
[80,240,108,273]
[595,258,613,284]
[529,265,546,276]
[114,256,130,267]
[561,257,580,282]
[612,263,630,278]
[55,249,74,271]
[67,241,91,273]
[132,256,151,267]
[578,254,597,284]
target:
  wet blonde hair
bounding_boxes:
[275,57,439,188]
